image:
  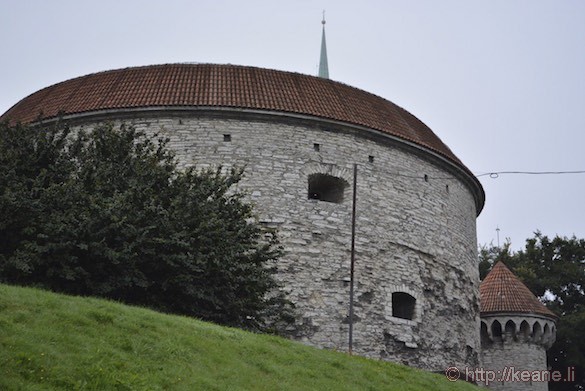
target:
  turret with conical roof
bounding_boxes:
[479,261,557,390]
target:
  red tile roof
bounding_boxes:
[1,64,457,156]
[0,63,483,209]
[480,261,557,318]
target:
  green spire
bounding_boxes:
[318,13,329,79]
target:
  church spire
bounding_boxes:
[318,11,329,79]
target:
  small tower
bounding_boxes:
[480,261,557,390]
[318,12,329,79]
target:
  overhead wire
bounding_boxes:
[362,167,585,182]
[475,170,585,179]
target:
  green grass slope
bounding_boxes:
[0,284,477,390]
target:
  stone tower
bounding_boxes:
[480,261,557,390]
[1,63,485,371]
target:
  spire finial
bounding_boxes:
[318,11,329,79]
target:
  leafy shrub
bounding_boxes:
[0,121,292,331]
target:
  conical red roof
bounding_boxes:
[480,261,556,318]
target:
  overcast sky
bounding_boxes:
[1,0,584,250]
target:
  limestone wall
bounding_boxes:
[480,315,556,390]
[481,342,548,391]
[74,111,481,370]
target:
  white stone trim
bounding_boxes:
[385,284,423,325]
[302,162,353,185]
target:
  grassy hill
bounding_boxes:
[0,284,477,390]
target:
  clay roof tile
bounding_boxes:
[480,261,557,319]
[0,63,483,210]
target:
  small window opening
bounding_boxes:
[505,320,516,339]
[480,322,490,345]
[445,184,449,193]
[492,321,502,338]
[313,143,320,151]
[532,321,543,339]
[223,134,231,142]
[520,320,531,340]
[308,173,347,203]
[368,155,375,163]
[424,174,429,182]
[543,324,551,339]
[392,292,416,320]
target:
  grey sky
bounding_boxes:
[1,0,584,249]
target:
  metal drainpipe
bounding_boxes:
[348,163,357,355]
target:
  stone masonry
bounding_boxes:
[6,64,563,389]
[481,315,556,391]
[69,110,482,371]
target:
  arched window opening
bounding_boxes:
[544,324,551,338]
[480,321,490,345]
[520,320,531,340]
[491,320,502,339]
[392,292,416,320]
[308,174,347,203]
[533,322,543,340]
[505,320,516,340]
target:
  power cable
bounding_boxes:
[475,170,585,179]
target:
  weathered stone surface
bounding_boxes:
[74,111,481,371]
[480,315,556,390]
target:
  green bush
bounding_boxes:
[0,121,291,331]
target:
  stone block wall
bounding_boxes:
[481,342,548,391]
[480,314,556,390]
[75,110,481,371]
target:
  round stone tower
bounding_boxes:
[480,261,557,390]
[1,63,485,371]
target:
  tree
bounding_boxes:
[480,233,585,391]
[0,120,292,332]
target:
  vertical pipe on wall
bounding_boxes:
[348,163,358,355]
